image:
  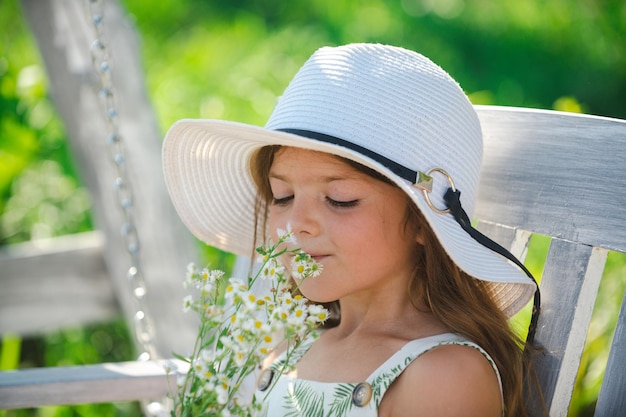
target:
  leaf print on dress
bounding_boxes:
[283,381,325,417]
[370,362,406,408]
[326,383,357,417]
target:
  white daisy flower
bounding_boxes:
[182,295,194,313]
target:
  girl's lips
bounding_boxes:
[287,250,329,263]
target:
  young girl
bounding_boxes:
[162,43,540,416]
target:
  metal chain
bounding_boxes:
[84,1,168,415]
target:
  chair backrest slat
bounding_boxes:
[594,291,626,417]
[534,243,607,416]
[475,106,626,253]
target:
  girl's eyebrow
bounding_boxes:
[269,172,358,183]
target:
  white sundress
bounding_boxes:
[256,332,503,417]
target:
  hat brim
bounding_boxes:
[162,119,536,317]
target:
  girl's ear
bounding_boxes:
[405,201,426,246]
[412,218,426,246]
[415,230,426,246]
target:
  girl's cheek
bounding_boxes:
[268,211,286,242]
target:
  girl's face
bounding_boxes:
[268,147,421,303]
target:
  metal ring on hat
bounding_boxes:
[422,168,456,214]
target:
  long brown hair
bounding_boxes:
[249,145,543,417]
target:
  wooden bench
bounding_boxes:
[1,106,625,416]
[474,106,626,416]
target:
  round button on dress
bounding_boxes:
[257,369,275,392]
[352,382,373,407]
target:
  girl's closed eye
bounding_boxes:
[326,197,360,208]
[272,195,359,208]
[272,195,293,206]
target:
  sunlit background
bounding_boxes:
[1,0,625,416]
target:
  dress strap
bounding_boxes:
[365,333,504,411]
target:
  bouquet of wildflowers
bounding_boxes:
[169,229,328,416]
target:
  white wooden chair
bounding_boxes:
[1,106,626,416]
[473,106,626,416]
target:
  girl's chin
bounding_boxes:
[298,281,337,304]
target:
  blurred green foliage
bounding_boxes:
[0,0,625,416]
[0,0,92,246]
[120,0,626,133]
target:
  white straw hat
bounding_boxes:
[162,43,536,318]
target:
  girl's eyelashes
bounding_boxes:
[326,197,360,208]
[271,195,360,208]
[272,195,293,206]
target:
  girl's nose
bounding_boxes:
[289,196,320,237]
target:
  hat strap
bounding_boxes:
[444,188,541,345]
[277,129,420,184]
